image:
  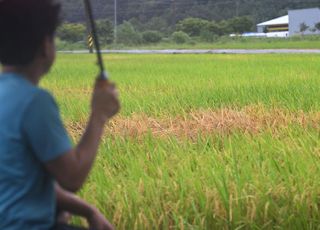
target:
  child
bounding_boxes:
[0,0,120,229]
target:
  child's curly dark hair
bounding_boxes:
[0,0,61,66]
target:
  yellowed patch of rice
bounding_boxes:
[67,105,320,140]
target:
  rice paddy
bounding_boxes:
[43,54,320,229]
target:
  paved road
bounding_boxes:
[59,49,320,54]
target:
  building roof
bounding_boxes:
[289,7,320,13]
[257,15,289,26]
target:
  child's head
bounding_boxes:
[0,0,61,73]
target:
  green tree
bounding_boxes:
[117,21,142,45]
[309,27,317,33]
[61,0,320,32]
[300,22,309,35]
[314,22,320,32]
[57,23,86,42]
[207,21,225,36]
[96,19,114,45]
[218,20,233,35]
[145,17,170,34]
[228,16,253,34]
[128,18,144,32]
[177,18,210,36]
[200,30,216,42]
[172,31,190,44]
[142,31,162,43]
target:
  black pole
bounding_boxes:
[83,0,108,80]
[84,10,94,54]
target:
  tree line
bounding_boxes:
[57,0,320,47]
[61,0,320,24]
[57,16,253,46]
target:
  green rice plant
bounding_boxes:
[43,54,320,229]
[45,54,320,119]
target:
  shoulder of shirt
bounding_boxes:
[30,88,56,106]
[22,88,57,117]
[0,73,55,104]
[19,87,58,129]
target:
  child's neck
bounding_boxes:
[2,65,41,85]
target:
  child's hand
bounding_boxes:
[87,208,114,230]
[91,79,120,123]
[56,211,72,224]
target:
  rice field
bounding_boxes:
[43,54,320,229]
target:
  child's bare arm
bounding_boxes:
[55,184,114,230]
[46,80,120,192]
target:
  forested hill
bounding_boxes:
[61,0,320,25]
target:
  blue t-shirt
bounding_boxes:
[0,73,72,229]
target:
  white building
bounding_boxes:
[256,8,320,37]
[257,15,289,34]
[289,8,320,36]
